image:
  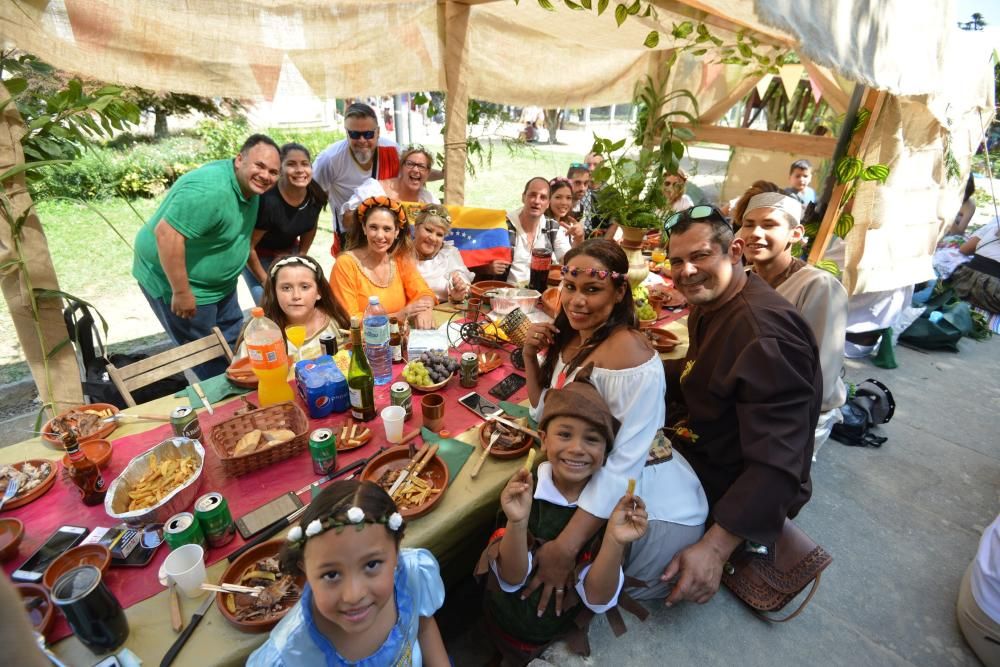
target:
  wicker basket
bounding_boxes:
[208,402,310,476]
[498,308,532,346]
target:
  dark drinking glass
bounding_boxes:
[529,248,552,293]
[51,565,129,654]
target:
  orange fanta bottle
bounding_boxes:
[245,307,295,406]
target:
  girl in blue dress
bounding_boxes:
[248,480,449,666]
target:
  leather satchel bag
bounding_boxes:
[721,519,832,622]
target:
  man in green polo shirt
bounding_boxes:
[133,134,279,379]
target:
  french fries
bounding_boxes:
[392,473,442,510]
[83,408,115,419]
[523,448,537,471]
[627,478,636,496]
[126,454,197,511]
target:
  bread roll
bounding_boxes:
[233,429,262,456]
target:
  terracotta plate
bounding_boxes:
[361,445,449,519]
[226,357,259,389]
[479,421,534,459]
[1,459,57,510]
[470,280,514,299]
[16,583,54,639]
[646,328,680,353]
[42,403,119,446]
[216,540,304,633]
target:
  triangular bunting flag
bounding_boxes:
[250,61,283,102]
[808,74,824,103]
[778,64,804,100]
[755,74,773,99]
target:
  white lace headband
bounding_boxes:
[745,192,803,222]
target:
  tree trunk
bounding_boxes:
[544,108,561,144]
[154,110,168,138]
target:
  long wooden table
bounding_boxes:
[1,313,688,666]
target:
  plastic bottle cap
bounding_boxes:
[369,296,379,305]
[251,307,264,317]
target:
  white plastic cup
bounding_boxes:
[381,405,406,444]
[163,543,206,598]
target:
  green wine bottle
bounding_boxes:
[347,316,376,421]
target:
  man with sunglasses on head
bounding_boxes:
[568,163,608,237]
[658,205,822,608]
[313,102,442,254]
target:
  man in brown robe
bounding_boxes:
[660,207,822,606]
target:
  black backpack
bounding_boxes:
[64,302,187,408]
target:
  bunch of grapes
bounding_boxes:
[403,350,459,386]
[636,301,657,321]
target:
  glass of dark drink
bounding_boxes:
[529,248,552,293]
[51,565,129,654]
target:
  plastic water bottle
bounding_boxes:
[363,296,393,386]
[244,307,295,406]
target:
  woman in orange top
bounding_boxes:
[331,196,437,328]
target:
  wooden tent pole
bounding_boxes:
[808,88,887,265]
[0,86,84,415]
[697,74,762,124]
[800,57,851,114]
[443,1,472,205]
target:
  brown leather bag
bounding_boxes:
[721,519,833,622]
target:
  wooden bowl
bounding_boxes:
[216,540,304,633]
[1,460,57,510]
[479,421,534,459]
[62,438,112,470]
[226,356,259,389]
[361,445,449,519]
[15,583,54,639]
[0,518,24,561]
[471,280,513,299]
[646,328,679,353]
[43,544,111,591]
[42,403,119,446]
[403,363,453,393]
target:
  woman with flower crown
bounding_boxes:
[248,480,449,666]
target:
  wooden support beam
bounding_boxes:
[695,74,762,124]
[674,123,837,157]
[808,88,887,265]
[800,57,851,114]
[443,1,472,205]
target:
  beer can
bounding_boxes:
[309,428,337,475]
[194,492,236,548]
[390,381,413,420]
[460,352,479,388]
[163,512,205,550]
[170,406,203,442]
[319,332,338,356]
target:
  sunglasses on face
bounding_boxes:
[664,205,729,233]
[347,129,376,140]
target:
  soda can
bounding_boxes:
[194,492,236,548]
[309,428,337,475]
[163,512,206,550]
[390,381,413,420]
[170,406,203,442]
[319,332,338,356]
[460,352,479,388]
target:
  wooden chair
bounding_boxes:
[106,327,234,407]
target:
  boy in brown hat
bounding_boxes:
[477,365,648,665]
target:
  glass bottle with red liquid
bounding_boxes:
[62,428,107,506]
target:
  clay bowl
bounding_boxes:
[402,363,454,392]
[470,280,513,299]
[479,421,534,460]
[639,318,657,329]
[15,583,54,639]
[226,356,259,389]
[62,438,112,470]
[362,445,449,519]
[0,518,25,561]
[42,402,119,446]
[539,287,561,319]
[43,544,111,591]
[2,460,57,510]
[216,540,304,633]
[646,328,680,353]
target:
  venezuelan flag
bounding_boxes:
[400,202,512,268]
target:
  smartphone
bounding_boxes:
[12,525,88,582]
[488,373,527,401]
[236,492,304,540]
[457,392,502,421]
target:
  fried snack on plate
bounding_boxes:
[126,454,197,511]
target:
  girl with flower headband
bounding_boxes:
[412,204,474,303]
[520,239,706,610]
[235,254,349,360]
[248,480,449,666]
[331,196,437,329]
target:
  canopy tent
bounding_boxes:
[0,0,995,410]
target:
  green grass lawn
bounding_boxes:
[0,141,580,383]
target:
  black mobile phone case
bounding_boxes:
[489,374,526,400]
